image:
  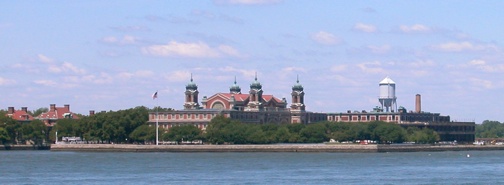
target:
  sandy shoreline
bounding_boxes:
[49,144,504,153]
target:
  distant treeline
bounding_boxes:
[180,115,440,144]
[0,106,464,145]
[476,120,504,138]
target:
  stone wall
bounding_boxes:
[51,144,504,153]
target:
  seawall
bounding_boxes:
[50,144,504,153]
[1,145,50,150]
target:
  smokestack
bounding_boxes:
[89,110,95,116]
[21,107,28,112]
[8,107,15,114]
[50,104,56,111]
[415,94,421,113]
[64,104,70,111]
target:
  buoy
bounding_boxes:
[467,154,470,158]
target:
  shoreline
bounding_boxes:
[50,144,504,153]
[1,145,50,150]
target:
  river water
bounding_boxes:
[1,150,503,184]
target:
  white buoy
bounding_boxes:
[467,154,470,158]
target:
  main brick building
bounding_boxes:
[148,76,475,143]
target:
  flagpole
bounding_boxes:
[156,91,159,146]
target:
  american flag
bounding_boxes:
[152,91,158,100]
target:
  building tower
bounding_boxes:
[245,73,263,111]
[184,74,200,110]
[378,76,397,112]
[415,94,422,113]
[290,75,305,112]
[229,76,241,94]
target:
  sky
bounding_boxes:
[1,1,503,123]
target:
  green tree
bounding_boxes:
[30,107,49,117]
[275,126,291,143]
[476,120,504,138]
[407,127,440,144]
[162,125,202,142]
[0,115,21,144]
[0,127,10,144]
[205,115,244,144]
[373,122,407,143]
[20,120,48,145]
[129,124,157,144]
[299,123,328,143]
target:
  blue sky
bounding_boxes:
[1,1,503,123]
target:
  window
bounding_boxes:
[212,102,225,109]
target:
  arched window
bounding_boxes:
[212,102,225,110]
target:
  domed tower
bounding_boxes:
[378,76,397,112]
[184,74,200,110]
[229,76,241,94]
[290,75,305,112]
[246,73,263,111]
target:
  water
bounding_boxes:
[1,150,504,184]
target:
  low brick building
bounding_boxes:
[37,104,79,127]
[5,106,34,123]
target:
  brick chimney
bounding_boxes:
[21,107,28,112]
[8,107,15,114]
[64,104,70,111]
[415,94,421,113]
[89,110,95,116]
[50,104,56,111]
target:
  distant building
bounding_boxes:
[149,75,326,131]
[5,107,33,123]
[36,104,79,127]
[148,75,475,143]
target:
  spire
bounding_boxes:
[230,76,241,94]
[250,72,262,89]
[292,74,303,91]
[186,73,197,90]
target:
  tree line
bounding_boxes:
[1,106,448,145]
[168,115,440,144]
[476,120,504,138]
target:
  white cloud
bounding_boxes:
[410,70,429,77]
[330,65,347,72]
[62,62,86,74]
[0,77,16,85]
[432,41,498,52]
[214,0,282,5]
[117,70,154,79]
[468,59,486,66]
[48,62,86,75]
[164,71,192,82]
[469,78,493,89]
[399,24,431,33]
[95,73,114,84]
[38,54,54,63]
[356,61,385,74]
[354,23,377,33]
[219,66,256,79]
[142,41,241,58]
[34,80,57,87]
[367,45,391,54]
[281,67,306,73]
[468,59,504,72]
[409,60,435,68]
[217,45,242,57]
[101,35,138,45]
[311,31,341,45]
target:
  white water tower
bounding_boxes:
[378,76,397,112]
